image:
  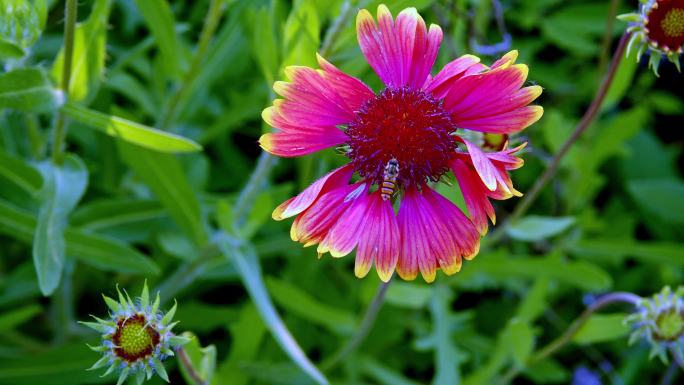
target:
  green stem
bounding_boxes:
[51,0,78,164]
[154,243,221,306]
[159,0,225,130]
[503,32,631,225]
[493,292,641,385]
[598,0,621,76]
[177,345,208,385]
[321,280,392,371]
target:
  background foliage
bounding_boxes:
[0,0,682,384]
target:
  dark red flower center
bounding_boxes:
[646,0,684,50]
[112,314,160,363]
[345,87,456,188]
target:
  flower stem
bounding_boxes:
[506,32,631,223]
[321,280,392,371]
[177,345,208,385]
[493,292,641,385]
[51,0,78,164]
[158,0,225,130]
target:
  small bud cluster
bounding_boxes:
[81,282,190,385]
[625,286,684,364]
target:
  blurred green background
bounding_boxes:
[0,0,683,384]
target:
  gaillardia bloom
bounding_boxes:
[81,283,189,385]
[626,286,684,363]
[619,0,684,74]
[260,5,543,282]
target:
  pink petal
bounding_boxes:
[316,54,375,112]
[318,184,371,258]
[422,186,480,263]
[439,55,543,134]
[463,139,498,191]
[397,187,479,282]
[356,5,442,88]
[290,183,361,247]
[261,61,371,157]
[455,106,544,134]
[273,165,355,220]
[451,159,496,235]
[424,54,484,98]
[356,191,399,281]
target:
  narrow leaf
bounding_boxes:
[0,68,60,113]
[507,216,575,242]
[0,198,160,275]
[217,236,329,385]
[33,155,88,295]
[0,149,42,194]
[62,102,201,153]
[132,0,184,78]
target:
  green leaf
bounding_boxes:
[32,155,88,296]
[119,143,208,246]
[214,304,266,385]
[385,281,432,309]
[573,313,630,344]
[502,319,535,368]
[252,6,280,85]
[0,199,160,275]
[0,149,42,194]
[62,102,201,153]
[0,68,59,113]
[359,357,423,385]
[177,333,216,385]
[0,305,41,332]
[70,199,166,231]
[283,0,320,67]
[602,49,639,111]
[627,179,684,224]
[455,252,612,291]
[571,239,684,266]
[265,277,356,335]
[0,343,106,385]
[0,39,24,60]
[216,236,329,385]
[507,216,575,242]
[133,0,184,79]
[429,285,462,385]
[51,0,112,102]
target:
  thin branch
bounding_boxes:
[177,345,208,385]
[51,0,78,164]
[493,292,641,385]
[506,32,631,223]
[159,0,225,130]
[321,280,392,371]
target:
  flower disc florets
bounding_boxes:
[619,0,684,74]
[625,286,684,363]
[345,86,456,187]
[81,282,190,385]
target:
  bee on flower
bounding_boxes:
[261,4,543,282]
[619,0,684,74]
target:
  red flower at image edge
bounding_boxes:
[260,5,543,282]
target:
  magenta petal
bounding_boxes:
[356,5,442,88]
[451,159,495,235]
[291,183,359,246]
[356,192,399,281]
[318,184,371,258]
[273,165,355,220]
[463,139,498,191]
[316,54,375,112]
[397,187,434,281]
[422,186,480,263]
[424,54,484,97]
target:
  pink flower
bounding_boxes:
[261,5,543,282]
